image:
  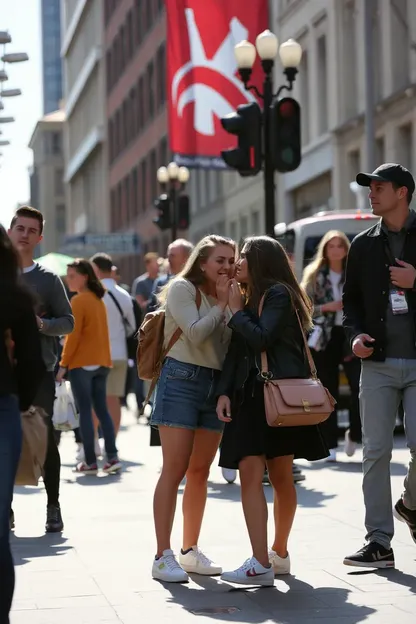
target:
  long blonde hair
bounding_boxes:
[157,234,236,305]
[301,230,350,292]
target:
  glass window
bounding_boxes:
[147,62,154,119]
[55,204,65,234]
[51,132,61,155]
[54,168,64,195]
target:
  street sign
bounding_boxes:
[61,232,141,257]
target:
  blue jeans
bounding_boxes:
[151,358,223,432]
[0,395,22,622]
[69,367,118,466]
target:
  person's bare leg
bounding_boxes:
[239,455,269,567]
[107,395,122,435]
[154,426,194,557]
[267,455,297,558]
[182,429,222,550]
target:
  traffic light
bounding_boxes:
[221,102,262,176]
[177,195,190,230]
[153,194,171,230]
[271,97,301,173]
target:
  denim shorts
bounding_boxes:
[151,357,223,432]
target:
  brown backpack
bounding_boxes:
[137,287,202,391]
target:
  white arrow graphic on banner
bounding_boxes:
[172,8,256,137]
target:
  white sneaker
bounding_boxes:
[95,438,103,459]
[222,468,237,484]
[152,549,189,583]
[269,549,291,575]
[179,546,222,575]
[76,443,84,463]
[221,557,274,586]
[325,448,337,463]
[344,430,357,457]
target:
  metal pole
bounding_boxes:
[364,0,376,171]
[170,186,177,241]
[263,71,275,237]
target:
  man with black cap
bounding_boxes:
[342,163,416,568]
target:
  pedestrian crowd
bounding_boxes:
[1,162,416,621]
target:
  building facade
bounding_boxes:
[105,0,170,280]
[274,0,416,224]
[28,110,66,255]
[61,0,109,250]
[41,0,63,114]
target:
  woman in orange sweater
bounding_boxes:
[57,259,121,475]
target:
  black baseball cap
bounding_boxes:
[356,163,415,196]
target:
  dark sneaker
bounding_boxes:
[394,498,416,543]
[293,465,306,483]
[45,504,64,533]
[103,459,122,474]
[343,542,394,569]
[10,509,15,531]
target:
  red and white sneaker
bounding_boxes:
[76,462,98,475]
[221,557,274,586]
[103,459,122,474]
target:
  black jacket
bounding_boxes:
[343,218,416,361]
[217,284,309,398]
[0,285,46,411]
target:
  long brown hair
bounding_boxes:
[301,230,350,292]
[67,259,106,299]
[158,235,236,304]
[241,236,313,332]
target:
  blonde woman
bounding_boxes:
[301,231,361,461]
[151,235,236,583]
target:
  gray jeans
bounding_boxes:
[361,358,416,549]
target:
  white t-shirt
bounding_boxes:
[329,270,343,326]
[102,278,136,362]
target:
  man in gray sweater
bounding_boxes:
[9,206,74,532]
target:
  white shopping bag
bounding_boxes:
[53,381,79,431]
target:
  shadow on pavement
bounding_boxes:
[177,481,336,509]
[347,567,416,592]
[11,533,72,567]
[301,460,407,477]
[157,575,376,623]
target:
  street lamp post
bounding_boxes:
[156,162,190,241]
[234,32,302,236]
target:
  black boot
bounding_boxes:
[45,504,64,533]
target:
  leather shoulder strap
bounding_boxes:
[258,288,317,379]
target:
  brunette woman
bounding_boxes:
[151,235,235,583]
[56,259,121,475]
[217,236,328,586]
[301,231,361,461]
[0,225,44,622]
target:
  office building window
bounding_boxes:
[391,0,410,90]
[51,132,61,155]
[156,43,166,108]
[397,123,413,171]
[146,0,153,31]
[341,0,358,119]
[147,62,155,120]
[150,149,157,201]
[158,136,168,167]
[138,76,144,131]
[375,136,385,166]
[132,168,138,218]
[141,159,147,212]
[317,34,328,135]
[134,0,143,46]
[55,204,66,234]
[126,10,134,61]
[54,168,64,196]
[348,149,360,186]
[240,215,248,239]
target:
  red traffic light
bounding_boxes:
[278,100,296,117]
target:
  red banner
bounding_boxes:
[166,0,268,169]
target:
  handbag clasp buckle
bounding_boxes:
[260,371,273,380]
[302,399,311,412]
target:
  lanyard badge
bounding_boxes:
[390,289,409,315]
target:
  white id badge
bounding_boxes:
[390,289,409,315]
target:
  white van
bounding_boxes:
[274,209,378,280]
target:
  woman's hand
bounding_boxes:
[217,395,232,422]
[216,275,231,308]
[56,367,67,383]
[322,300,343,313]
[228,279,244,314]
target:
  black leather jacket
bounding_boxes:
[217,284,309,398]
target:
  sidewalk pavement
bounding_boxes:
[11,407,416,624]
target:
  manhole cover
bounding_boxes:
[190,607,241,615]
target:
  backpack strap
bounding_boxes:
[145,287,202,404]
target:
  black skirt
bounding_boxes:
[219,373,329,470]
